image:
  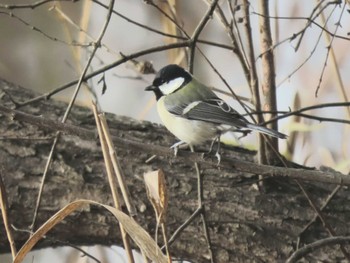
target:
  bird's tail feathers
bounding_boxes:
[246,123,287,139]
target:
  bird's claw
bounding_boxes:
[170,141,186,156]
[215,152,221,165]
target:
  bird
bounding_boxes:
[145,64,286,157]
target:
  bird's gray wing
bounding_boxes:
[167,98,249,128]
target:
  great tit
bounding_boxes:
[145,64,286,149]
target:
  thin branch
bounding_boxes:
[0,173,17,259]
[242,1,261,111]
[92,104,135,263]
[315,2,346,96]
[250,110,350,125]
[264,102,350,125]
[319,3,350,119]
[293,180,350,260]
[30,0,116,231]
[0,11,92,47]
[294,113,350,125]
[148,0,253,119]
[196,49,255,119]
[166,207,203,248]
[211,2,250,76]
[92,0,233,50]
[0,0,76,9]
[30,134,60,231]
[146,1,189,38]
[294,0,333,50]
[253,2,344,87]
[190,146,215,263]
[16,41,190,108]
[188,0,219,73]
[242,1,267,165]
[253,4,350,43]
[227,1,249,70]
[286,236,350,263]
[297,185,342,249]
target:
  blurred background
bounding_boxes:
[1,0,349,262]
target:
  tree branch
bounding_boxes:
[287,236,350,263]
[1,79,350,262]
[0,103,349,186]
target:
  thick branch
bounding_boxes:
[258,0,279,162]
[0,103,349,186]
[1,79,350,262]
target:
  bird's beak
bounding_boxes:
[145,85,155,91]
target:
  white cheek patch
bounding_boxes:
[159,77,185,95]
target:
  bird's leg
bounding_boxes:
[189,145,214,261]
[208,136,218,154]
[214,135,221,165]
[208,134,221,165]
[236,129,251,139]
[170,141,187,156]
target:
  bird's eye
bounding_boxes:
[153,78,164,86]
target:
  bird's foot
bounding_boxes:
[209,135,221,165]
[215,152,221,165]
[170,141,187,156]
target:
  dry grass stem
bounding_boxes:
[0,174,17,259]
[98,113,137,215]
[13,200,168,263]
[144,170,171,262]
[92,102,135,263]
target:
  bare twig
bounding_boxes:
[166,207,203,248]
[319,2,350,119]
[190,146,215,263]
[212,1,249,74]
[30,0,116,230]
[294,180,350,260]
[196,49,255,121]
[315,2,346,96]
[92,103,135,263]
[188,0,219,73]
[0,0,76,9]
[98,114,136,215]
[0,11,92,47]
[0,172,17,259]
[287,236,350,263]
[161,223,171,263]
[242,1,267,165]
[105,3,232,51]
[17,41,190,108]
[253,3,350,44]
[30,133,60,230]
[146,1,189,38]
[253,2,343,87]
[297,184,342,249]
[292,113,350,125]
[242,1,261,114]
[264,102,350,125]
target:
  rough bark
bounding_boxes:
[0,79,350,263]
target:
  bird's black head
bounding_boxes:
[145,64,192,100]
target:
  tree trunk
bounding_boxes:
[0,79,350,262]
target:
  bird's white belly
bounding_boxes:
[157,98,217,145]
